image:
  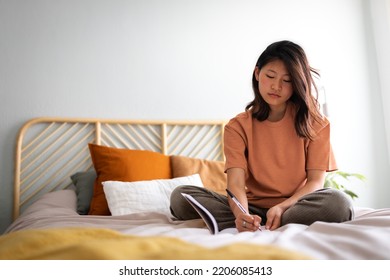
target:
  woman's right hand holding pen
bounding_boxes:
[235,212,262,232]
[226,168,262,232]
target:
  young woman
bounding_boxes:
[170,40,353,232]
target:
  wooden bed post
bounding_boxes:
[95,122,101,145]
[161,123,167,155]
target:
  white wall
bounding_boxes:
[1,0,389,233]
[368,0,390,208]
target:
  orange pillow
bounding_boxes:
[88,143,172,215]
[170,155,227,194]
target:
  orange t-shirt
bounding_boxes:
[224,104,337,208]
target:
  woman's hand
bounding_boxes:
[235,212,262,232]
[265,205,285,230]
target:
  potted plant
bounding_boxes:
[324,171,366,200]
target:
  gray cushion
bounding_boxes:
[70,170,96,215]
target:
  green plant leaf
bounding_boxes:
[324,170,366,200]
[343,189,358,199]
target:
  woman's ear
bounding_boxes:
[254,67,260,81]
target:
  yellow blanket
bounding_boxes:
[0,227,310,260]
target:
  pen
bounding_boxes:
[226,189,262,231]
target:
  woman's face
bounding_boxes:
[255,59,293,112]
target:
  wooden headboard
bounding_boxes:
[14,118,226,219]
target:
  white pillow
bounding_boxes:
[102,174,204,216]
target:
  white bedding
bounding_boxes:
[5,189,390,260]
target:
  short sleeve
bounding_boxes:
[306,122,337,172]
[223,119,248,173]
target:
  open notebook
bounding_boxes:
[181,193,266,234]
[181,193,219,234]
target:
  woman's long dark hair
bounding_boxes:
[246,40,324,140]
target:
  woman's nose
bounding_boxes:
[272,80,282,91]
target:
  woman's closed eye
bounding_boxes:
[266,74,291,83]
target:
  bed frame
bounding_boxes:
[14,118,226,219]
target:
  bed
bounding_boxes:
[1,117,390,260]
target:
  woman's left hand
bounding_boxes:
[265,205,285,230]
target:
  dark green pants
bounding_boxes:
[170,185,354,231]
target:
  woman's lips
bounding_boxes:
[268,93,281,98]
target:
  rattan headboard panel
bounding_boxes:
[14,118,226,219]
